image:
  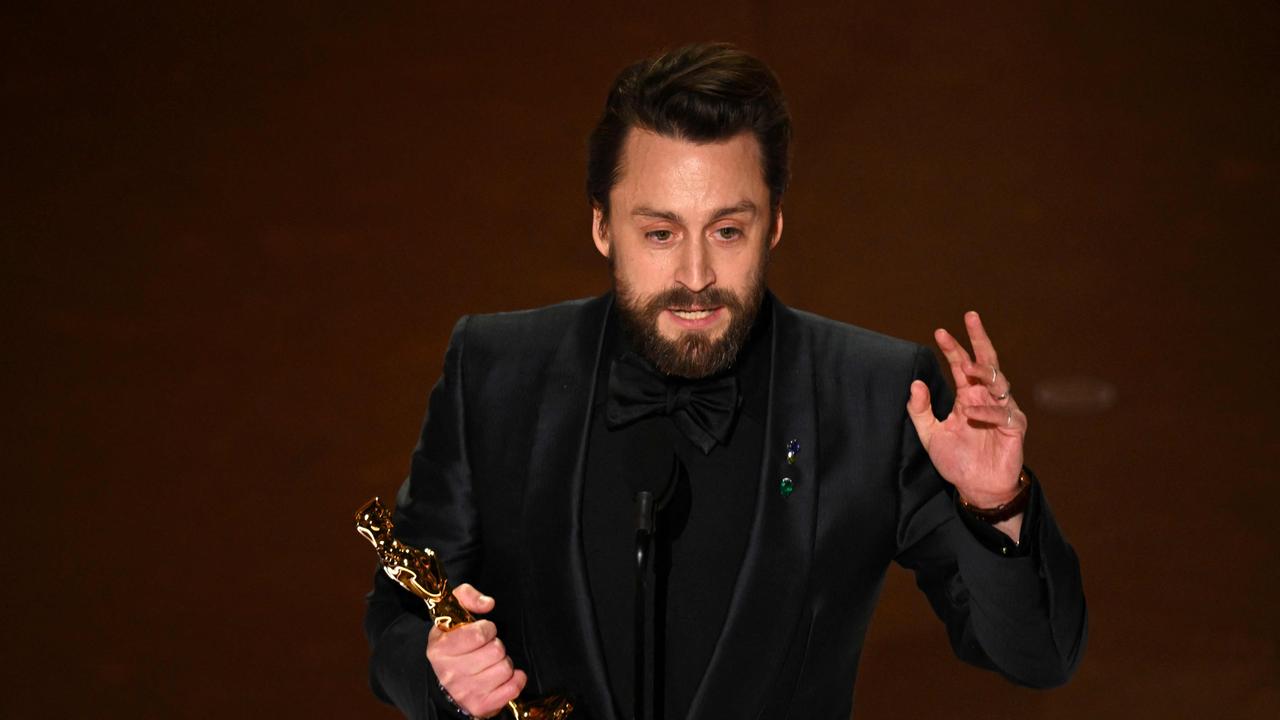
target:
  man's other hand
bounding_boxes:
[425,583,527,718]
[907,311,1028,539]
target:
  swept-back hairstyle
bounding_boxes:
[586,43,792,221]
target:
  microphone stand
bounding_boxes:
[632,456,684,720]
[633,490,655,720]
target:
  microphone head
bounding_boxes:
[634,490,655,533]
[630,454,691,539]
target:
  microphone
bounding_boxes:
[635,491,655,537]
[633,455,688,720]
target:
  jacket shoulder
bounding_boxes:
[784,306,928,370]
[463,296,594,347]
[449,295,605,377]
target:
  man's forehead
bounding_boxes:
[612,128,768,211]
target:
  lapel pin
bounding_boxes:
[780,439,800,496]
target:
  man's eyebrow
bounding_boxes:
[631,201,758,224]
[632,206,683,223]
[710,200,757,221]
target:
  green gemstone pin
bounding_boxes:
[780,439,800,496]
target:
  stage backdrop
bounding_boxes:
[4,2,1276,718]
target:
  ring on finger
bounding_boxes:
[1006,407,1013,426]
[996,390,1009,401]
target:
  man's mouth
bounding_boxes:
[669,307,720,321]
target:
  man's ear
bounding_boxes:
[769,207,784,250]
[592,205,611,258]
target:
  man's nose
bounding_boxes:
[674,237,715,293]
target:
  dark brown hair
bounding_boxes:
[586,43,792,220]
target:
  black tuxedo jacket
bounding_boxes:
[364,293,1086,719]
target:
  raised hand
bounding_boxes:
[906,311,1027,514]
[426,583,527,718]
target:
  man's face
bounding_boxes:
[592,129,783,378]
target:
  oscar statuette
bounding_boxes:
[356,497,574,720]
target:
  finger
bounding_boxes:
[452,583,497,614]
[961,404,1027,431]
[933,327,974,387]
[906,380,937,446]
[964,311,1000,369]
[432,619,498,657]
[474,669,528,719]
[446,646,514,711]
[1004,394,1026,423]
[961,360,1011,400]
[456,660,522,720]
[468,637,511,675]
[431,635,511,691]
[961,361,997,386]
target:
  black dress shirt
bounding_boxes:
[582,298,772,720]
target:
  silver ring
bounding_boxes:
[996,391,1009,401]
[1006,408,1013,426]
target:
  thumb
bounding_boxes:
[451,582,497,615]
[906,380,936,446]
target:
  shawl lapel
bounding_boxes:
[685,296,821,719]
[518,293,619,720]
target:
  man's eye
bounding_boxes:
[646,230,673,242]
[716,227,742,240]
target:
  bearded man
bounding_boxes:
[363,43,1086,720]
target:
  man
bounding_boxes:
[364,43,1086,720]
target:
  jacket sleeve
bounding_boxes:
[893,346,1088,688]
[364,317,484,719]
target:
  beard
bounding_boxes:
[613,258,767,379]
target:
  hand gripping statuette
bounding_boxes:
[356,497,574,720]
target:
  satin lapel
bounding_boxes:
[518,293,619,720]
[686,295,820,719]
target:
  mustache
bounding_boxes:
[642,286,743,313]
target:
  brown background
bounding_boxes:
[4,2,1276,718]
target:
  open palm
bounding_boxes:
[907,311,1026,508]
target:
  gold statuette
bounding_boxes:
[356,497,574,720]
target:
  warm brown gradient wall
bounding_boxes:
[4,3,1276,718]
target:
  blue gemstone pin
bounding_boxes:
[780,439,800,496]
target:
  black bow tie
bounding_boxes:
[605,352,740,454]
